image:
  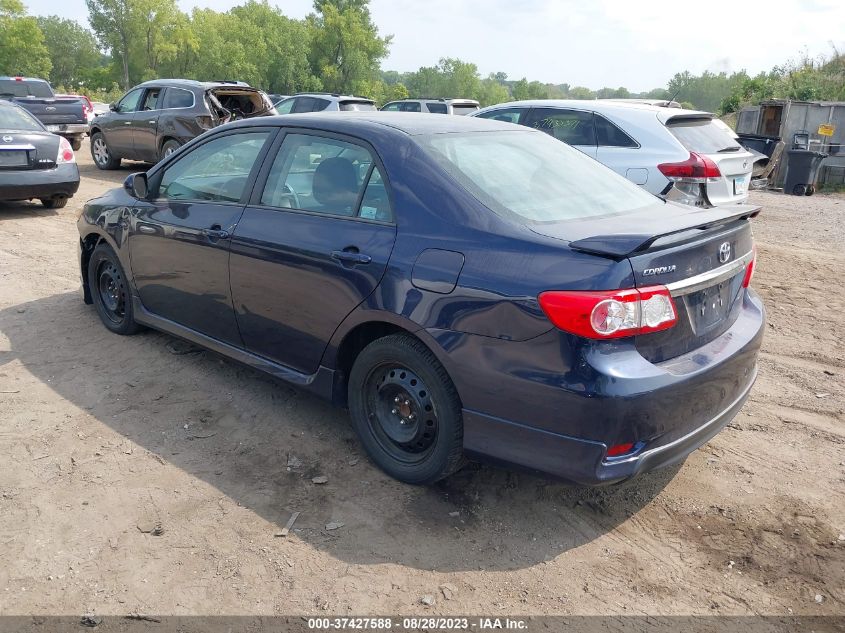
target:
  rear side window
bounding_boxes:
[158,132,270,203]
[666,117,741,153]
[292,97,315,113]
[426,103,447,114]
[527,108,596,146]
[418,130,655,223]
[595,115,638,148]
[275,98,295,114]
[400,102,421,112]
[340,101,376,111]
[162,88,194,109]
[260,133,389,219]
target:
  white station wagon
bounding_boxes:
[471,100,756,208]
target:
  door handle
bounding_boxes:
[202,226,230,240]
[331,249,372,265]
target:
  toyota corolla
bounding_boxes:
[77,113,765,485]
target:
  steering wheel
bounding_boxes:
[282,183,300,209]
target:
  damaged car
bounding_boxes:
[89,79,275,169]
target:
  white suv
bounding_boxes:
[381,98,480,116]
[472,100,755,207]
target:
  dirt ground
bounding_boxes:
[0,141,843,618]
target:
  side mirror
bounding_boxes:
[109,102,118,112]
[124,172,148,199]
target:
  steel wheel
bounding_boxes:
[96,260,127,325]
[364,364,439,463]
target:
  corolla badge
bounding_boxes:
[2,135,12,143]
[718,242,732,263]
[643,265,677,276]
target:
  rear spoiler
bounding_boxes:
[569,204,761,259]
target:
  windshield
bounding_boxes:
[0,79,53,98]
[417,130,657,223]
[0,105,44,131]
[667,117,742,153]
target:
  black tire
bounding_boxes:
[40,197,68,209]
[159,139,181,162]
[87,243,140,335]
[348,334,464,485]
[90,132,121,170]
[792,184,808,196]
[70,138,82,151]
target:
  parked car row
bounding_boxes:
[77,111,764,486]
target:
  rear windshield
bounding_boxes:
[666,117,742,153]
[451,104,479,115]
[418,130,657,223]
[0,80,52,98]
[340,101,376,112]
[0,105,43,131]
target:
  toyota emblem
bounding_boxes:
[718,242,731,264]
[1,135,12,143]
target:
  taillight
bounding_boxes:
[743,247,756,288]
[538,286,677,339]
[56,137,75,164]
[606,443,635,457]
[658,152,721,182]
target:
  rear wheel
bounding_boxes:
[40,197,68,209]
[348,334,464,485]
[90,132,120,170]
[806,185,816,196]
[792,184,808,196]
[88,243,140,335]
[160,139,181,162]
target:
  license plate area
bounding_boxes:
[0,150,29,168]
[733,176,747,196]
[684,277,738,333]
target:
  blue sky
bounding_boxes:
[21,0,845,91]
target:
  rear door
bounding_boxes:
[664,115,756,205]
[131,86,163,162]
[523,108,597,157]
[128,128,275,345]
[229,130,396,374]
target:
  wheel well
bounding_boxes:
[89,127,101,137]
[80,234,104,304]
[333,321,412,405]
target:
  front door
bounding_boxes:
[127,129,275,346]
[102,88,144,156]
[230,131,396,374]
[523,107,598,158]
[131,87,163,162]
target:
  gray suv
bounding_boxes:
[381,98,480,115]
[274,93,376,114]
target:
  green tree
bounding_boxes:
[307,0,391,95]
[36,16,101,88]
[86,0,134,87]
[569,86,594,100]
[0,0,51,78]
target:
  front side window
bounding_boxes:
[418,130,656,223]
[158,131,270,203]
[117,89,144,113]
[381,102,401,111]
[162,88,194,109]
[527,108,596,146]
[275,98,295,114]
[400,102,421,112]
[260,133,389,219]
[475,107,526,125]
[595,115,638,148]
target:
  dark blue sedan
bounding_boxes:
[76,113,765,485]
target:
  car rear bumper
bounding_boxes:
[441,289,765,485]
[45,123,89,136]
[0,163,80,200]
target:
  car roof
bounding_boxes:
[287,93,374,102]
[136,78,257,90]
[477,99,712,120]
[228,111,526,136]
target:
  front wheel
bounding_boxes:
[90,132,121,170]
[87,243,140,335]
[348,334,464,485]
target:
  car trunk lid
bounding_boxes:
[531,200,759,361]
